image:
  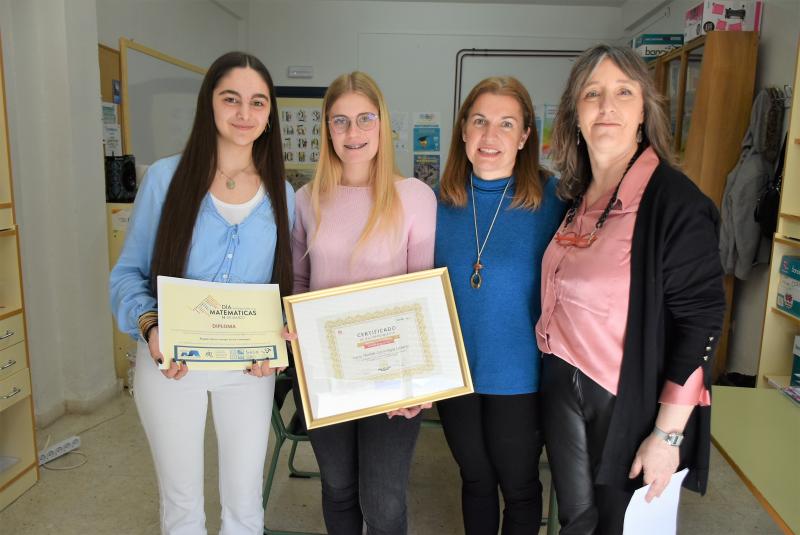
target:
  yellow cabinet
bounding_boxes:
[0,34,38,509]
[107,203,137,384]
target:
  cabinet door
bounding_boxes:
[680,45,705,156]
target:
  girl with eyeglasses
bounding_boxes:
[290,71,436,535]
[434,77,565,534]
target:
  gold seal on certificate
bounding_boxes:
[157,276,288,370]
[284,268,472,429]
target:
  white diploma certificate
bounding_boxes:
[285,268,473,429]
[157,276,288,370]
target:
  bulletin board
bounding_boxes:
[276,86,326,191]
[120,38,206,166]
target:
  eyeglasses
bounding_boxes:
[328,112,379,134]
[554,229,598,248]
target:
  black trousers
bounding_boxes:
[437,392,544,535]
[540,354,633,535]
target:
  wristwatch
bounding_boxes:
[652,426,684,446]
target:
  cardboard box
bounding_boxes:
[684,1,764,42]
[791,336,800,387]
[632,34,684,62]
[776,255,800,319]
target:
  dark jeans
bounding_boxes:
[437,392,544,535]
[307,412,422,535]
[540,354,633,535]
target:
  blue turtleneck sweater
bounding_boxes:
[435,174,565,394]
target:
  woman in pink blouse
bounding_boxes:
[535,44,725,534]
[290,71,436,535]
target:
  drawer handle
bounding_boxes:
[0,386,21,400]
[0,329,15,340]
[0,359,16,370]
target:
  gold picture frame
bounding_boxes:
[284,268,472,429]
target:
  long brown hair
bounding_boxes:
[439,76,546,209]
[551,44,676,201]
[309,71,401,247]
[149,52,293,295]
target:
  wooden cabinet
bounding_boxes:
[0,34,38,510]
[651,32,759,378]
[107,204,137,384]
[757,39,800,388]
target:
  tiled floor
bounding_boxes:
[0,391,784,534]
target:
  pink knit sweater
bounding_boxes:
[292,178,437,293]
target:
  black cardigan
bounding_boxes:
[595,162,726,494]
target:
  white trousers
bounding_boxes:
[134,342,274,535]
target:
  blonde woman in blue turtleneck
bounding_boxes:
[434,77,565,535]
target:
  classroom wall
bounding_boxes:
[248,0,623,175]
[0,0,118,426]
[96,0,248,68]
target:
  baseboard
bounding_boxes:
[34,379,122,427]
[64,380,122,414]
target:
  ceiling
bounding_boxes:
[313,0,627,5]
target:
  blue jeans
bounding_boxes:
[308,412,422,535]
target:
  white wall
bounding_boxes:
[0,0,118,425]
[248,0,623,175]
[96,0,248,68]
[625,0,800,375]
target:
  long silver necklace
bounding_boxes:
[470,173,512,289]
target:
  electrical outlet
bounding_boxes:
[38,436,81,466]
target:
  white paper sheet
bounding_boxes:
[623,468,688,535]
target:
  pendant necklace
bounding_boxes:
[218,164,253,190]
[470,173,512,289]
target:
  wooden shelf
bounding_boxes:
[771,307,800,326]
[794,138,799,145]
[0,307,22,322]
[0,203,11,210]
[765,375,791,389]
[0,228,16,238]
[780,213,800,222]
[774,236,800,248]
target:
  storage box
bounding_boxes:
[776,255,800,318]
[791,336,800,387]
[632,34,684,62]
[684,1,764,42]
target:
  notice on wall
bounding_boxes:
[391,111,409,153]
[281,107,322,167]
[411,111,442,186]
[539,104,558,165]
[103,124,123,157]
[414,154,440,187]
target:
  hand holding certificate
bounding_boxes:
[284,268,473,429]
[157,276,288,371]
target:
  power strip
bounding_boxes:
[38,435,81,466]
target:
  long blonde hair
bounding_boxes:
[309,71,401,247]
[440,76,546,209]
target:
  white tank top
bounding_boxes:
[210,184,266,225]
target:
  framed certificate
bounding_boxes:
[284,268,472,429]
[157,276,288,370]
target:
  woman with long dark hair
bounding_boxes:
[110,52,293,534]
